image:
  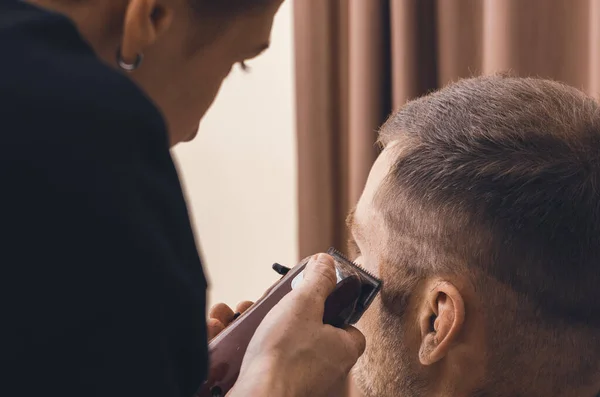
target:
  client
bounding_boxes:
[349,75,600,397]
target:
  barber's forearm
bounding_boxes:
[226,362,294,397]
[227,382,290,397]
[227,373,292,397]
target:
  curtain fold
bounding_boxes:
[295,1,351,256]
[295,0,600,260]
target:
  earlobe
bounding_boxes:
[418,280,465,366]
[120,0,173,66]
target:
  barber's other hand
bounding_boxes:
[228,253,366,397]
[207,301,253,340]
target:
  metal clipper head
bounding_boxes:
[326,247,382,325]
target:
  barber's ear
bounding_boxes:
[121,0,173,63]
[418,280,465,365]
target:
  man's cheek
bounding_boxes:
[356,297,382,334]
[352,332,382,396]
[356,299,389,367]
[352,317,396,397]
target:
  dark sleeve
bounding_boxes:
[1,107,208,397]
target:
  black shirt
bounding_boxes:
[0,2,208,396]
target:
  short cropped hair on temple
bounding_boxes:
[375,75,600,394]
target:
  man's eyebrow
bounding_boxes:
[346,207,357,235]
[345,207,362,257]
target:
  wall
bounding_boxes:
[173,1,297,308]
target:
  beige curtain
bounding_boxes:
[294,0,600,260]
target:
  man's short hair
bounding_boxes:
[375,75,600,392]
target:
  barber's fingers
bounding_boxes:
[294,253,338,305]
[209,303,235,325]
[236,301,254,314]
[208,301,253,340]
[341,325,366,360]
[207,318,225,340]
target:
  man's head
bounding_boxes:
[30,0,284,145]
[351,75,600,397]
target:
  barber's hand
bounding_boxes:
[228,253,366,397]
[207,301,253,340]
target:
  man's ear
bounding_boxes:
[418,279,465,365]
[121,0,173,64]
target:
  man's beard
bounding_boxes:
[352,300,429,397]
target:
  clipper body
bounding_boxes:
[196,248,381,397]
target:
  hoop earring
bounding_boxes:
[116,47,144,72]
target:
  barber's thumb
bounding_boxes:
[296,253,338,302]
[343,326,367,360]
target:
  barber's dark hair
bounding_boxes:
[376,75,600,395]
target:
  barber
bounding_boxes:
[0,0,365,396]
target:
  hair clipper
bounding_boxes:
[196,247,382,397]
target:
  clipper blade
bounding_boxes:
[327,247,382,324]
